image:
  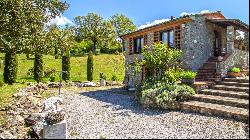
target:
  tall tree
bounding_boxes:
[87,51,94,81]
[47,24,75,81]
[110,14,137,37]
[74,13,114,54]
[110,14,136,52]
[0,0,68,84]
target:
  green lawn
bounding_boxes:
[0,53,125,83]
[0,53,125,125]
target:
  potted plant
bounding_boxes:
[100,72,106,86]
[227,67,241,78]
[181,71,197,85]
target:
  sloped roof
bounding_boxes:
[206,19,249,31]
[120,11,225,38]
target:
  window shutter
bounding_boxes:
[143,35,148,46]
[154,31,160,43]
[174,26,181,49]
[129,38,133,55]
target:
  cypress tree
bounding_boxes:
[87,51,93,81]
[62,51,70,81]
[34,53,43,83]
[3,51,18,84]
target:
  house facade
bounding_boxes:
[121,11,249,88]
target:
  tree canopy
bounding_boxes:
[0,0,69,53]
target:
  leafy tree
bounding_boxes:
[133,42,183,81]
[110,14,136,37]
[34,53,43,83]
[74,13,115,54]
[0,0,68,84]
[87,51,94,81]
[47,24,74,81]
[62,50,70,81]
[3,50,17,84]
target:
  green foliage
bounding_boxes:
[87,51,94,81]
[27,67,34,77]
[47,25,75,57]
[133,42,183,80]
[164,68,183,84]
[62,52,71,81]
[3,52,17,84]
[50,76,56,82]
[111,74,117,81]
[44,67,56,78]
[229,67,241,73]
[34,53,43,83]
[110,14,137,37]
[180,71,197,79]
[139,79,195,110]
[0,53,124,82]
[0,80,4,87]
[100,72,107,80]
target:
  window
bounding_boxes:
[160,29,174,48]
[133,37,143,53]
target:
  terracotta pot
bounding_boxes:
[227,72,241,78]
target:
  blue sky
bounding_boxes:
[58,0,249,27]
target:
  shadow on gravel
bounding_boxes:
[79,86,250,128]
[79,87,169,116]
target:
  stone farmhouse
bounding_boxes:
[121,11,249,88]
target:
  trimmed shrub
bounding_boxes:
[111,74,117,81]
[87,51,93,81]
[0,80,4,87]
[34,53,43,83]
[50,76,56,82]
[62,52,70,81]
[27,67,34,77]
[3,51,18,84]
[138,79,195,110]
[180,71,197,79]
[44,67,56,78]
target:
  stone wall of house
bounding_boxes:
[181,15,215,71]
[218,49,249,77]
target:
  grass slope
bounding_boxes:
[0,53,125,82]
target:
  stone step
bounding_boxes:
[223,78,249,83]
[199,89,249,99]
[213,85,249,93]
[197,71,215,75]
[206,78,221,82]
[198,67,216,70]
[181,101,248,122]
[197,69,216,73]
[191,94,249,108]
[217,81,249,87]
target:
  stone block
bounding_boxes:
[43,120,67,139]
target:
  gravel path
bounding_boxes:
[61,88,249,139]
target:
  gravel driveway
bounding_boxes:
[61,87,249,139]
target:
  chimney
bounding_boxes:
[170,16,175,20]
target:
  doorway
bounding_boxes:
[214,30,222,57]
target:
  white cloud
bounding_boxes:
[137,10,212,30]
[48,16,73,26]
[180,10,211,17]
[138,19,171,29]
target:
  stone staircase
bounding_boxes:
[195,57,220,82]
[181,77,249,122]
